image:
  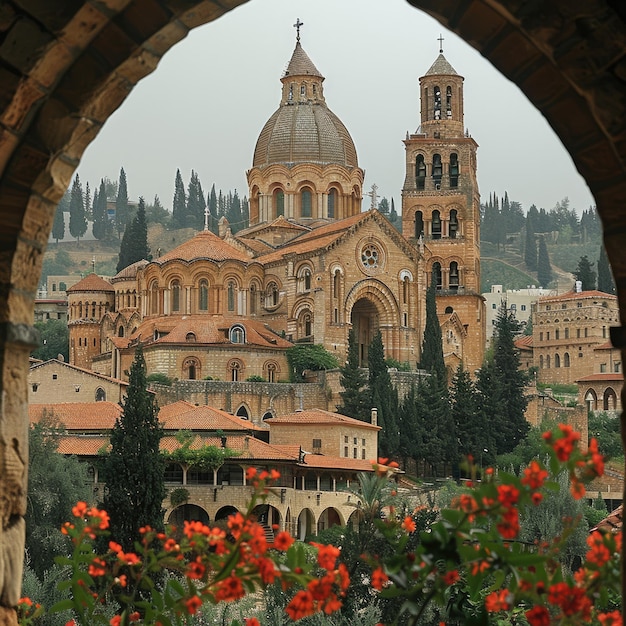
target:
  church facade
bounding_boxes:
[67,34,485,388]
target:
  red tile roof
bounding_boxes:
[514,335,533,349]
[112,259,149,281]
[159,403,265,432]
[67,273,114,293]
[29,402,122,430]
[538,290,617,303]
[576,373,624,382]
[29,359,128,387]
[594,341,616,350]
[590,505,622,533]
[301,454,375,471]
[155,230,250,264]
[58,436,109,456]
[265,409,380,430]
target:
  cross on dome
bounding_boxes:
[293,18,304,42]
[438,33,445,53]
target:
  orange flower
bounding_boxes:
[598,611,623,626]
[496,507,519,539]
[525,605,550,626]
[244,619,261,626]
[87,558,106,577]
[570,478,586,500]
[522,460,549,490]
[273,530,294,551]
[286,590,315,621]
[402,516,416,533]
[214,575,245,602]
[371,567,389,590]
[227,512,246,538]
[497,484,519,508]
[109,617,121,626]
[442,569,459,585]
[312,543,340,570]
[185,595,202,615]
[586,531,611,566]
[186,556,205,580]
[72,502,88,518]
[485,589,510,612]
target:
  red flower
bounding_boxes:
[442,569,459,585]
[497,484,519,508]
[598,611,623,626]
[185,595,202,615]
[286,590,315,621]
[244,619,261,626]
[402,516,416,533]
[522,460,548,490]
[485,589,510,612]
[214,575,245,602]
[273,530,294,551]
[586,531,611,566]
[312,543,340,570]
[371,567,389,590]
[496,507,519,539]
[525,605,550,626]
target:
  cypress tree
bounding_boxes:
[68,174,87,242]
[101,345,165,551]
[574,255,596,291]
[117,196,149,273]
[186,170,205,229]
[84,182,91,220]
[172,169,186,228]
[524,218,537,271]
[92,179,108,241]
[51,201,65,244]
[208,184,218,233]
[597,245,615,294]
[491,304,529,453]
[397,383,425,472]
[368,331,399,458]
[241,195,249,228]
[115,167,129,238]
[537,236,552,287]
[475,358,503,461]
[337,328,369,422]
[421,271,446,381]
[227,189,243,232]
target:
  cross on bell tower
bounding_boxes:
[438,33,445,53]
[293,18,303,42]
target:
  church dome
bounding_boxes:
[252,41,358,169]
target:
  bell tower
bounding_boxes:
[402,39,485,374]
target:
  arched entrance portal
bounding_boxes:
[351,298,380,367]
[168,504,210,527]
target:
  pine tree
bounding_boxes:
[524,218,537,271]
[368,331,399,458]
[491,304,529,454]
[115,167,129,238]
[51,200,65,244]
[475,358,504,461]
[172,169,186,228]
[597,245,616,294]
[420,271,446,381]
[241,195,249,228]
[337,328,369,422]
[68,174,87,242]
[378,197,390,216]
[537,236,552,287]
[574,255,596,291]
[101,345,165,551]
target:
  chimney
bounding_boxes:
[371,407,378,426]
[575,280,583,293]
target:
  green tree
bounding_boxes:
[574,255,596,291]
[537,235,552,287]
[32,319,69,362]
[172,169,186,228]
[186,170,206,229]
[208,184,218,233]
[92,178,111,241]
[285,344,338,381]
[368,331,399,457]
[491,304,529,453]
[68,174,87,242]
[115,167,129,238]
[475,358,503,462]
[337,328,369,422]
[388,198,400,231]
[51,200,65,244]
[397,383,425,471]
[26,413,91,577]
[84,181,91,220]
[378,197,390,216]
[597,245,615,294]
[420,270,446,381]
[117,196,150,273]
[524,217,537,271]
[101,345,165,551]
[226,189,243,232]
[146,195,170,226]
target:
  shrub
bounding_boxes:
[145,372,172,386]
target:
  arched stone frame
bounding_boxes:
[297,508,315,541]
[262,409,275,421]
[399,269,413,327]
[217,464,244,486]
[263,360,280,383]
[326,186,339,219]
[235,404,250,420]
[294,303,314,341]
[414,207,425,238]
[317,507,344,533]
[229,323,246,344]
[215,506,240,522]
[429,259,443,290]
[273,186,286,219]
[169,277,183,314]
[415,153,427,189]
[227,358,244,382]
[604,387,617,411]
[446,203,463,239]
[197,277,210,313]
[264,278,282,311]
[95,387,106,402]
[253,504,282,535]
[296,262,313,293]
[329,263,345,324]
[297,182,316,219]
[3,1,626,616]
[182,356,201,380]
[167,504,210,527]
[585,388,598,412]
[564,352,570,367]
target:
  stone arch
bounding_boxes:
[2,1,626,615]
[585,388,597,412]
[168,504,210,528]
[252,503,282,534]
[182,356,201,380]
[603,387,617,411]
[235,404,250,420]
[297,508,315,541]
[215,506,239,522]
[317,507,344,533]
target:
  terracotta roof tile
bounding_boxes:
[29,359,128,386]
[29,402,122,430]
[67,274,114,293]
[159,403,265,432]
[594,341,615,350]
[301,454,375,471]
[576,373,624,382]
[515,335,533,348]
[590,505,622,533]
[111,259,149,281]
[155,230,250,264]
[539,290,617,303]
[160,434,296,460]
[58,436,109,456]
[265,409,380,430]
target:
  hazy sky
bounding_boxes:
[77,0,595,216]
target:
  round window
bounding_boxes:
[361,244,380,269]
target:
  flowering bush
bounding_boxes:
[17,425,622,625]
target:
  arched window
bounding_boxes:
[171,280,181,312]
[445,306,454,314]
[230,325,245,344]
[433,85,441,119]
[229,360,242,382]
[274,189,284,218]
[266,282,279,308]
[227,281,235,312]
[262,411,273,421]
[555,353,561,368]
[414,210,424,238]
[604,387,617,411]
[300,83,306,97]
[301,188,312,218]
[299,310,313,339]
[449,209,459,238]
[564,352,570,367]
[415,155,426,189]
[266,362,277,383]
[539,355,544,368]
[432,154,443,187]
[546,355,551,368]
[328,188,337,218]
[91,302,96,318]
[446,86,452,117]
[236,405,249,420]
[186,332,196,342]
[118,326,124,337]
[299,267,311,292]
[432,210,442,239]
[332,269,341,299]
[402,276,410,304]
[288,84,293,101]
[449,262,459,290]
[432,262,442,290]
[95,388,106,402]
[150,281,158,315]
[199,279,208,311]
[249,283,257,315]
[449,153,459,187]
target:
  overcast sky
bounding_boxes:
[77,0,595,217]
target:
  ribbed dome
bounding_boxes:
[252,40,358,169]
[253,104,358,168]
